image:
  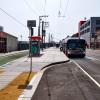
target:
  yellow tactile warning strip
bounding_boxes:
[0,68,4,74]
[0,72,36,100]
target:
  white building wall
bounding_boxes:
[7,34,18,52]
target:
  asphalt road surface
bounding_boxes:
[72,57,100,84]
[86,49,100,60]
[32,61,100,100]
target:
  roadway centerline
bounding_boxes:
[72,60,100,88]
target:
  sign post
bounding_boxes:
[27,20,36,73]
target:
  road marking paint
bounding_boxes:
[18,66,51,100]
[86,56,100,62]
[73,60,100,88]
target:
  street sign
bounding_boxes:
[27,20,36,74]
[27,20,36,28]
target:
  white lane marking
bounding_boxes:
[18,66,52,100]
[86,56,100,62]
[73,60,100,88]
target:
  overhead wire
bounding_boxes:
[44,0,47,14]
[58,0,70,17]
[58,0,61,17]
[0,7,26,28]
[63,0,70,17]
[23,0,39,16]
[55,0,70,41]
[44,0,47,23]
[63,0,76,35]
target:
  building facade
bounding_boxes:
[79,17,100,48]
[0,32,18,53]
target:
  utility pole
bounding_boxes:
[42,21,44,50]
[48,33,51,47]
[38,17,41,36]
[38,15,49,49]
[38,15,48,36]
[94,34,97,49]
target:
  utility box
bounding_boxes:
[31,36,42,56]
[31,41,39,55]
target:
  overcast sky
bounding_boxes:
[0,0,100,42]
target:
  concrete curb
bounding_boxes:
[41,59,70,70]
[18,59,70,100]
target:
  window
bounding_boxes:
[96,20,100,25]
[84,30,87,33]
[96,27,100,31]
[84,24,87,28]
[87,28,90,32]
[87,21,90,26]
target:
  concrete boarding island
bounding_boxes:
[18,48,100,100]
[0,48,68,91]
[18,47,69,100]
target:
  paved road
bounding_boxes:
[32,49,100,100]
[86,49,100,60]
[32,62,100,100]
[72,57,100,84]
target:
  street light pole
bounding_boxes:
[42,21,44,50]
[38,16,41,36]
[94,34,97,49]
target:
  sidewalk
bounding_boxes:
[0,47,69,92]
[17,47,69,100]
[86,49,100,60]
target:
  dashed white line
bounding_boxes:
[73,60,100,88]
